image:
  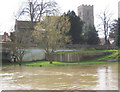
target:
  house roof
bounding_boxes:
[15,20,37,29]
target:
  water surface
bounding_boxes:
[0,63,118,90]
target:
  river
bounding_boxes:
[0,63,118,90]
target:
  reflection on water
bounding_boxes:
[0,63,118,90]
[96,65,118,90]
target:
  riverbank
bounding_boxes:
[2,50,119,67]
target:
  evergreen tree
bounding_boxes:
[84,25,100,45]
[64,10,84,44]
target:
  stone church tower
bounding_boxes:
[77,5,94,27]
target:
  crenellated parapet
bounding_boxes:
[81,4,93,7]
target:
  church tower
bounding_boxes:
[77,5,94,27]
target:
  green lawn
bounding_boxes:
[55,50,117,54]
[3,50,119,67]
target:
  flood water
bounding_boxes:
[0,63,118,90]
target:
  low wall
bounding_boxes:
[66,44,118,50]
[1,48,11,63]
[23,48,45,61]
[51,52,109,62]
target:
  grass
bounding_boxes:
[3,50,119,67]
[21,60,107,67]
[55,50,116,54]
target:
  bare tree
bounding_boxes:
[98,9,113,45]
[18,0,59,22]
[9,31,28,62]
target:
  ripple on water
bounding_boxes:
[0,73,14,76]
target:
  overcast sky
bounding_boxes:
[0,0,119,37]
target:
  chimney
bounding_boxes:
[3,32,7,41]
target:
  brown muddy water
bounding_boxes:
[0,63,118,90]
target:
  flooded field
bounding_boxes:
[0,63,118,90]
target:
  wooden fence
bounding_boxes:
[47,52,110,62]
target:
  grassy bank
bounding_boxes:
[3,50,119,67]
[55,50,116,54]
